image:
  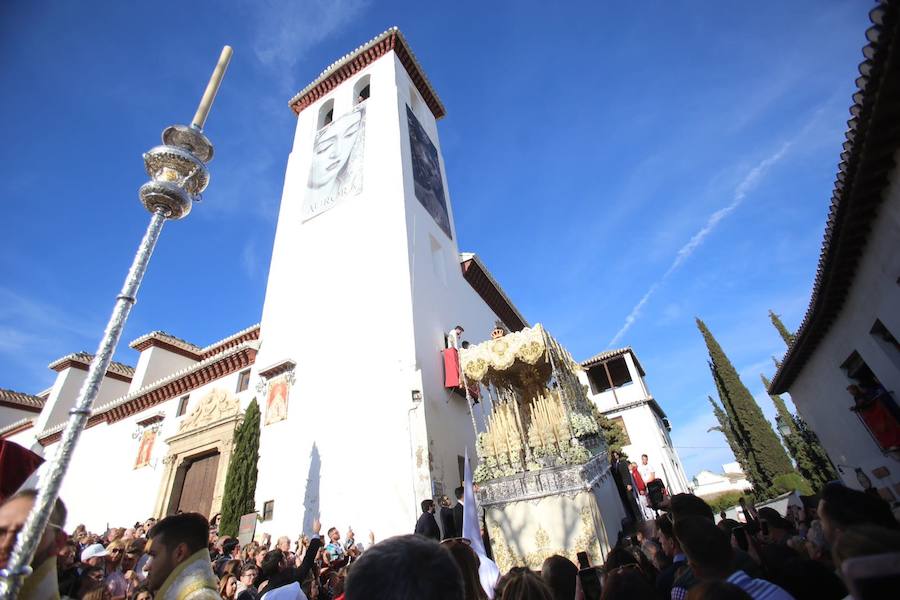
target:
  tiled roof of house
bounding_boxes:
[581,347,632,367]
[459,253,528,332]
[0,388,45,411]
[770,1,900,393]
[47,352,135,380]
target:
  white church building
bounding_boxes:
[1,28,534,539]
[578,347,691,494]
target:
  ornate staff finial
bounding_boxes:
[0,46,233,598]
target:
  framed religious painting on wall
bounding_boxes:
[265,376,290,425]
[134,429,156,469]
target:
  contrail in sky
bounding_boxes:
[607,141,793,347]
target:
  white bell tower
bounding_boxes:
[251,28,524,539]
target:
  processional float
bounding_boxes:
[459,324,626,571]
[0,47,234,598]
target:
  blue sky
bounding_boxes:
[0,1,871,479]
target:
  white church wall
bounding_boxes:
[787,155,900,495]
[40,368,252,532]
[2,423,35,448]
[128,345,198,394]
[35,368,131,436]
[0,405,35,429]
[393,56,500,503]
[254,53,436,541]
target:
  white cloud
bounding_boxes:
[607,140,793,348]
[250,0,371,89]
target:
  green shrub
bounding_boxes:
[772,472,812,496]
[707,491,746,515]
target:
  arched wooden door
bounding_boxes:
[174,451,220,518]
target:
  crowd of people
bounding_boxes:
[0,480,898,600]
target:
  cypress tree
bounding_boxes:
[761,375,836,492]
[219,398,261,537]
[794,414,838,490]
[707,395,749,474]
[697,318,795,495]
[709,361,765,491]
[768,310,796,347]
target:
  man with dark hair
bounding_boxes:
[541,554,577,600]
[345,534,463,600]
[610,450,638,521]
[656,515,688,598]
[452,486,465,538]
[674,516,793,600]
[818,482,898,545]
[0,489,68,598]
[145,512,218,598]
[323,525,354,566]
[756,507,794,546]
[414,499,441,541]
[668,493,715,522]
[214,537,240,576]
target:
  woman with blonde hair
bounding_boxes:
[218,574,238,600]
[104,539,129,598]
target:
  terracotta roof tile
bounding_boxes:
[0,388,45,411]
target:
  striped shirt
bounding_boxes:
[726,570,795,600]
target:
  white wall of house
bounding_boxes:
[692,463,751,500]
[579,350,691,494]
[786,155,900,496]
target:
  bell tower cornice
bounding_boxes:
[288,27,446,120]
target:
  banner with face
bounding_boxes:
[407,105,451,239]
[303,105,366,221]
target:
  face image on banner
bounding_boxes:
[406,105,451,239]
[265,377,290,425]
[303,105,366,221]
[134,430,156,469]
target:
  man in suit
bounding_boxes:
[414,499,441,541]
[452,486,465,538]
[610,451,637,521]
[438,495,455,540]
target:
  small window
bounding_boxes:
[870,319,900,370]
[317,99,334,129]
[176,395,190,417]
[262,500,275,521]
[458,455,465,486]
[611,416,631,445]
[840,351,879,385]
[354,75,371,104]
[237,370,251,393]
